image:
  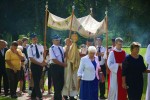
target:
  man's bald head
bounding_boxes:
[64,38,72,46]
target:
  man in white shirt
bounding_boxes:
[27,33,46,100]
[145,43,150,100]
[96,37,106,99]
[49,34,66,100]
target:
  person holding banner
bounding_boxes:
[62,38,78,100]
[49,34,66,100]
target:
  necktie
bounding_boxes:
[98,47,101,61]
[58,46,64,62]
[35,45,40,58]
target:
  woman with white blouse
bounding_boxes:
[77,46,101,100]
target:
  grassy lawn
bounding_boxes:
[0,48,148,100]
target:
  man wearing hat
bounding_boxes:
[96,37,107,99]
[49,34,66,100]
[27,34,46,100]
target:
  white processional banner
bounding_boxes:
[47,12,107,38]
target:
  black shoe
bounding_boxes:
[70,96,77,100]
[63,96,68,100]
[11,95,18,99]
[31,97,36,100]
[36,97,42,100]
[100,96,107,99]
[4,92,10,96]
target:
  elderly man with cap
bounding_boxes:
[49,34,66,100]
[96,37,107,99]
[27,33,46,100]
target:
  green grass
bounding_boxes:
[0,97,14,100]
[123,47,147,63]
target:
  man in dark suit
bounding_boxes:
[0,40,9,96]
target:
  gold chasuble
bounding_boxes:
[62,34,80,96]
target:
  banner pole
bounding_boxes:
[69,5,75,39]
[105,7,109,98]
[44,1,48,47]
[105,8,108,59]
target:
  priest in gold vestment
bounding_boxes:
[62,35,80,100]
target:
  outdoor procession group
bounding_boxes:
[0,33,150,100]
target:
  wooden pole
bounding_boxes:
[43,1,48,59]
[105,8,109,98]
[69,5,75,39]
[90,7,96,46]
[44,1,48,47]
[67,5,75,98]
[105,8,108,60]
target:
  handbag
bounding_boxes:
[99,72,105,83]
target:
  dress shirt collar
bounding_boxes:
[114,47,122,52]
[53,44,60,48]
[31,43,38,46]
